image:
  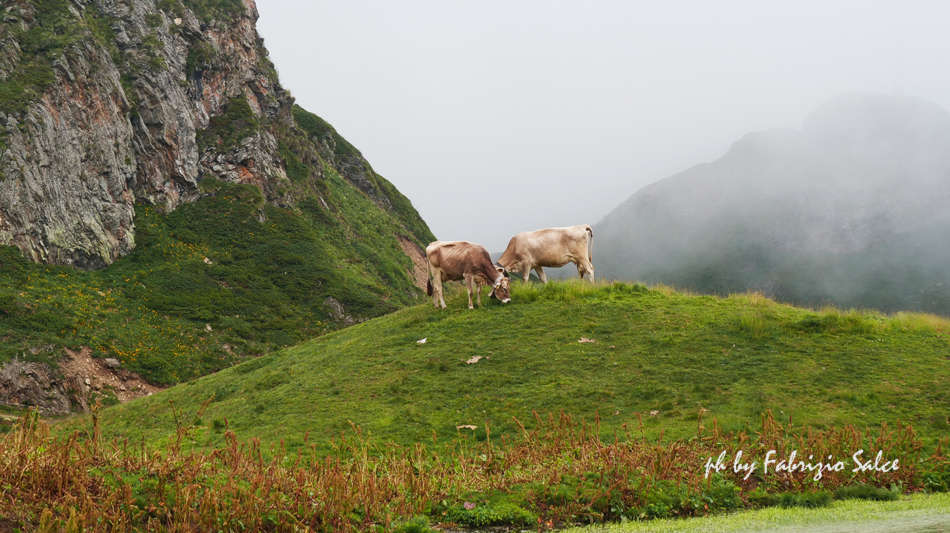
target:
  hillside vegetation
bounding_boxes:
[12,407,948,531]
[87,281,950,450]
[0,0,434,404]
[0,173,429,387]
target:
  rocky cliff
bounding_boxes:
[0,0,430,267]
[0,0,435,413]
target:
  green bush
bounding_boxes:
[441,500,535,528]
[293,105,361,160]
[834,484,899,501]
[184,0,245,23]
[392,517,435,533]
[197,96,260,151]
[186,42,216,76]
[921,462,950,492]
[748,488,832,508]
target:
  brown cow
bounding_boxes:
[497,225,594,283]
[426,241,511,309]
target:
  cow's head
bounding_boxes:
[490,267,511,303]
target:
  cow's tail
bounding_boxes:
[585,224,593,261]
[426,279,433,296]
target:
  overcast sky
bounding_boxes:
[256,1,950,252]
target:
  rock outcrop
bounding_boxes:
[0,0,430,267]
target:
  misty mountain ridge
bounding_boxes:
[597,93,950,314]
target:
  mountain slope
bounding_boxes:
[596,94,950,315]
[0,0,433,411]
[87,281,950,451]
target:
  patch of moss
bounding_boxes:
[141,33,166,71]
[145,13,163,29]
[185,42,215,77]
[292,105,361,160]
[197,96,260,152]
[0,0,129,120]
[84,7,120,63]
[0,0,78,115]
[156,0,186,19]
[181,0,245,23]
[278,139,309,182]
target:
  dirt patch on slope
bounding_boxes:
[0,346,165,416]
[399,237,428,291]
[61,347,162,404]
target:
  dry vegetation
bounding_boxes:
[2,408,947,532]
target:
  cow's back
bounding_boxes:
[426,241,490,280]
[514,225,591,266]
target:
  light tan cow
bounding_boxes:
[497,224,594,283]
[426,241,511,309]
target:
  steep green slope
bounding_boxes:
[88,281,950,450]
[0,171,430,386]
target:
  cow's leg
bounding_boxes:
[435,271,444,308]
[440,278,448,309]
[432,270,445,309]
[464,274,475,309]
[429,267,440,308]
[534,266,547,283]
[476,280,482,307]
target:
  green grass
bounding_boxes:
[196,95,260,151]
[565,492,950,532]
[0,0,82,116]
[0,175,429,386]
[84,281,950,450]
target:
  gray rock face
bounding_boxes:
[0,0,291,267]
[0,36,136,267]
[324,296,357,326]
[0,359,74,415]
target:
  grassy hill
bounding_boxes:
[86,281,950,451]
